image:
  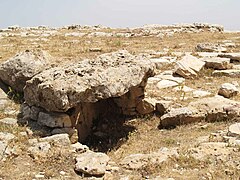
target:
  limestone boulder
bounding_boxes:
[196,43,227,53]
[189,96,240,122]
[38,112,72,128]
[218,53,240,62]
[39,134,71,146]
[201,57,232,70]
[189,142,234,161]
[212,69,240,77]
[228,123,240,137]
[160,107,204,128]
[218,83,239,98]
[75,151,110,176]
[24,50,154,112]
[120,147,178,170]
[136,98,159,115]
[0,118,18,126]
[174,55,205,79]
[160,96,240,128]
[156,100,173,116]
[0,49,53,92]
[28,142,51,158]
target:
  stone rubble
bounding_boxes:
[120,147,178,170]
[196,43,227,53]
[201,57,232,70]
[75,150,110,176]
[174,55,205,79]
[218,83,239,98]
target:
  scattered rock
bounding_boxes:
[196,43,227,53]
[218,83,239,98]
[39,134,71,146]
[228,123,240,137]
[136,98,158,115]
[0,132,15,143]
[150,58,171,69]
[120,147,178,170]
[218,53,240,62]
[201,57,232,70]
[28,142,51,158]
[156,80,179,89]
[174,55,205,79]
[0,49,53,92]
[75,151,110,176]
[89,48,102,52]
[156,100,173,116]
[213,69,240,77]
[38,112,72,128]
[189,96,240,122]
[0,118,18,126]
[70,142,89,153]
[190,142,234,161]
[160,107,204,128]
[192,90,211,98]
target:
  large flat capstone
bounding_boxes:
[24,50,154,112]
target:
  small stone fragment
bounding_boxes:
[218,83,239,98]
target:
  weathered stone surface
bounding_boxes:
[28,142,51,158]
[75,151,110,176]
[156,100,173,116]
[155,73,185,84]
[218,53,240,62]
[0,132,15,143]
[39,134,71,146]
[174,55,205,79]
[160,107,204,128]
[0,132,15,160]
[24,50,154,112]
[120,147,178,170]
[192,90,211,98]
[189,142,233,161]
[196,43,227,53]
[0,118,18,126]
[218,83,239,98]
[156,80,179,89]
[228,123,240,137]
[38,112,72,128]
[213,69,240,77]
[51,127,75,136]
[114,85,145,116]
[0,85,11,109]
[160,96,240,128]
[201,57,232,70]
[136,98,158,115]
[189,96,240,122]
[70,142,89,153]
[150,58,171,69]
[0,49,53,92]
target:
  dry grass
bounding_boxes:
[0,30,240,63]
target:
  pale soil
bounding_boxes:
[0,28,240,179]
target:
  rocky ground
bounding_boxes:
[0,23,240,180]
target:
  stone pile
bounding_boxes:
[0,50,155,142]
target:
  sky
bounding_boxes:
[0,0,240,30]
